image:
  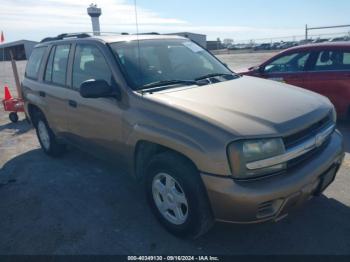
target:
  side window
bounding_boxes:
[264,52,310,73]
[51,45,70,86]
[314,50,350,71]
[72,45,112,89]
[25,47,47,79]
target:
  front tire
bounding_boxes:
[34,112,66,157]
[145,152,214,238]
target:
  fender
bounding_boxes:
[125,122,230,177]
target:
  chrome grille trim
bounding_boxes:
[246,124,335,170]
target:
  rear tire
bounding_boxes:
[9,112,18,123]
[145,152,214,239]
[34,112,66,157]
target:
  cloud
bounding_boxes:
[0,0,306,41]
[0,0,187,35]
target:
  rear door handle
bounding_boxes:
[39,91,46,97]
[68,100,77,108]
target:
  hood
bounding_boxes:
[146,76,332,137]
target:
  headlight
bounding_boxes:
[228,138,286,179]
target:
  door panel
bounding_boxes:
[303,49,350,117]
[260,51,311,87]
[303,71,350,117]
[261,72,306,87]
[65,90,125,163]
[41,45,70,134]
[65,43,125,163]
[40,82,68,134]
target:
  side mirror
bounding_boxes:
[248,65,260,71]
[79,79,121,100]
[250,65,265,74]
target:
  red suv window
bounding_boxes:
[313,50,350,71]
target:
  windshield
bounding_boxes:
[110,39,235,90]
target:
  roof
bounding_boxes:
[165,32,207,37]
[94,34,186,43]
[0,39,39,48]
[37,34,187,46]
[286,41,350,52]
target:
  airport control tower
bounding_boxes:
[87,3,102,36]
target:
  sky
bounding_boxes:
[1,0,350,43]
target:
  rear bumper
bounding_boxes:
[201,130,345,224]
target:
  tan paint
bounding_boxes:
[22,35,345,223]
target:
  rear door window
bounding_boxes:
[44,44,70,86]
[52,45,70,86]
[25,47,47,79]
[313,50,350,71]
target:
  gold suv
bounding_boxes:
[22,33,344,238]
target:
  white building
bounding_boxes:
[0,40,38,61]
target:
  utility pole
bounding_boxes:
[305,24,308,40]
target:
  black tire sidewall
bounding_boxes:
[9,112,18,123]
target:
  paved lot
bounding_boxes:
[0,53,349,255]
[216,51,278,72]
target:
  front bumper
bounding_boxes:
[201,130,345,224]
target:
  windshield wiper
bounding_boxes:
[138,80,198,94]
[195,73,235,81]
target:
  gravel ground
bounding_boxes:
[0,53,349,255]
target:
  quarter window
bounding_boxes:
[264,52,310,73]
[72,45,112,89]
[25,47,47,79]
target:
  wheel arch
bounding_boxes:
[134,140,199,181]
[27,103,45,126]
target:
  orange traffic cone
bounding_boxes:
[4,85,12,100]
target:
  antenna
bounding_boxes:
[134,0,140,36]
[134,0,141,80]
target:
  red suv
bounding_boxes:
[242,42,350,119]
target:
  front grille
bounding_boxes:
[286,138,330,170]
[283,114,331,150]
[283,114,333,170]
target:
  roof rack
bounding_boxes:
[39,32,162,43]
[135,32,160,35]
[40,33,90,43]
